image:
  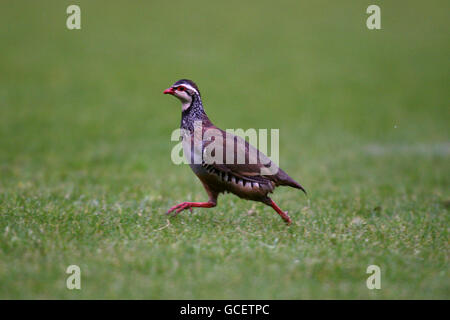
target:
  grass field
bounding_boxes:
[0,1,449,299]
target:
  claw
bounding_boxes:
[285,216,292,225]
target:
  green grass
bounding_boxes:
[0,0,449,299]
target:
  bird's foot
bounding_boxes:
[166,202,193,216]
[283,212,292,225]
[268,199,292,225]
[166,201,216,217]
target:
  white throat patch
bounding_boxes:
[182,101,191,111]
[177,84,199,111]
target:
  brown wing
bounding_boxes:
[201,126,306,193]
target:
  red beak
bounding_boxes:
[163,87,175,95]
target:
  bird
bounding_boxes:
[163,79,306,224]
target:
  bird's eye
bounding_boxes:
[177,86,185,91]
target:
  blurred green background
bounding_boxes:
[0,1,448,299]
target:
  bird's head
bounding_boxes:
[163,79,201,111]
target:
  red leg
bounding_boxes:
[267,199,292,225]
[167,201,216,216]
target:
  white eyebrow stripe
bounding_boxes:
[176,84,199,95]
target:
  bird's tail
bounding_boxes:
[276,169,307,195]
[283,179,307,195]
